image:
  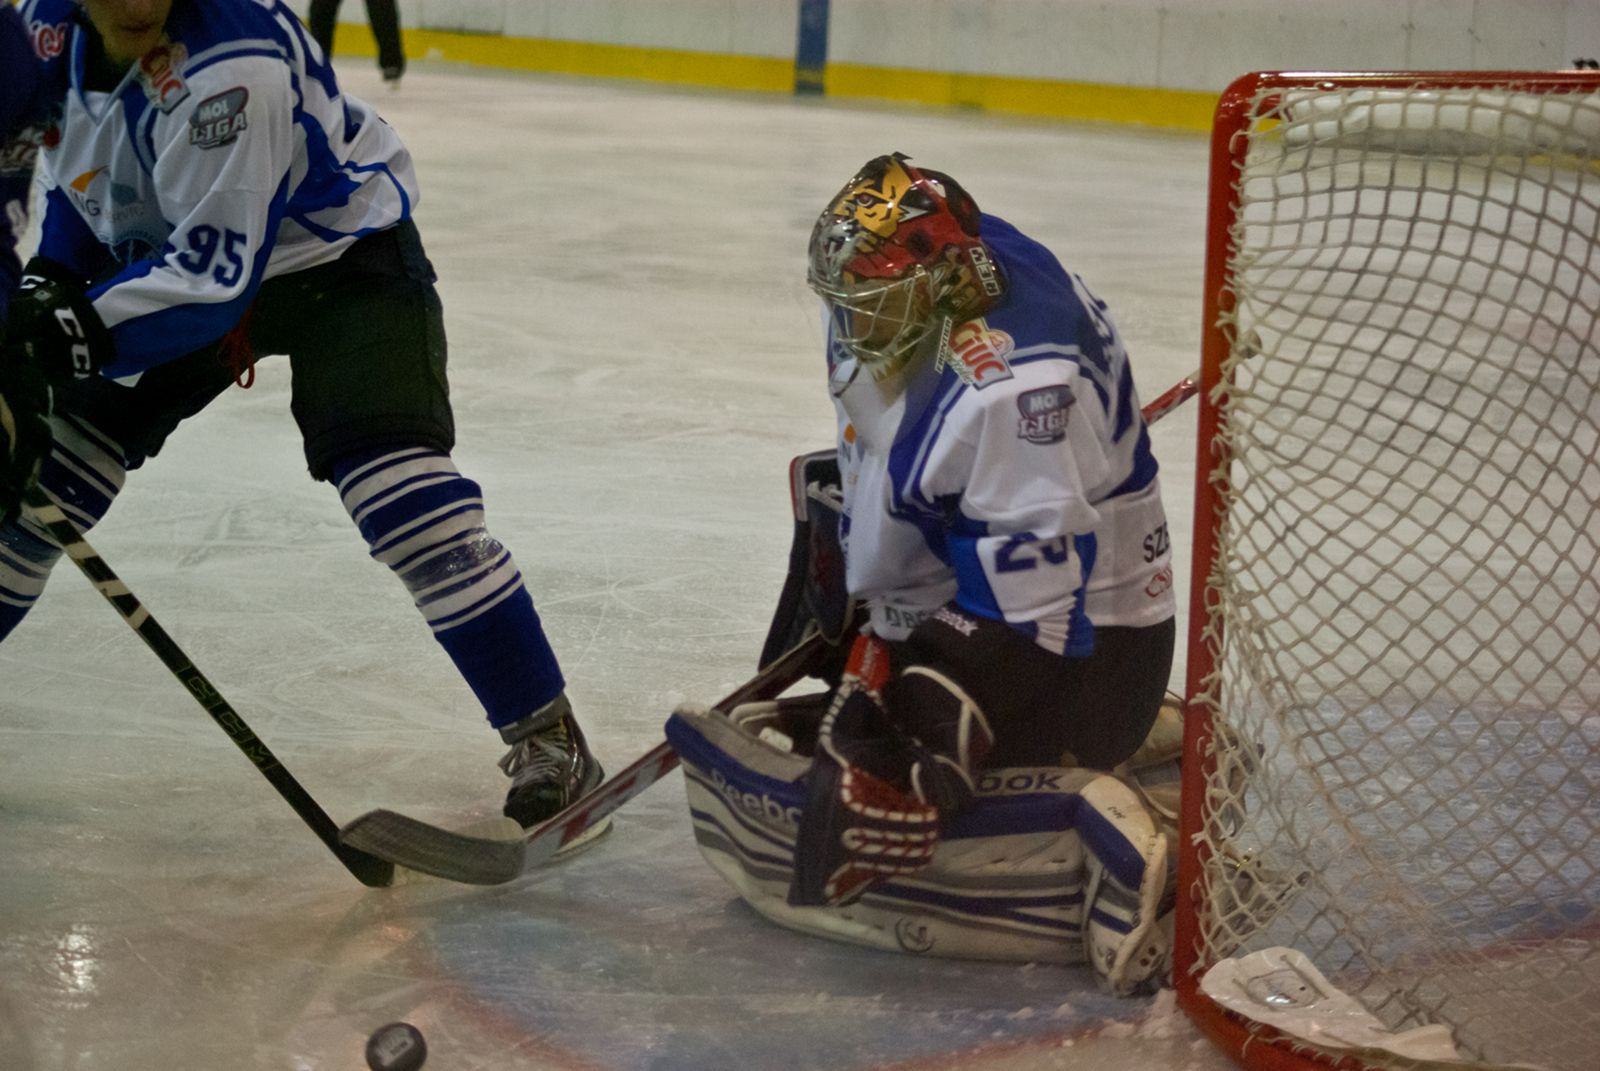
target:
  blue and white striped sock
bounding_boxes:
[0,416,127,641]
[335,447,564,729]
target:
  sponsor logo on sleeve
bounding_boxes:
[1016,383,1075,443]
[138,43,191,113]
[937,318,1014,389]
[189,88,250,149]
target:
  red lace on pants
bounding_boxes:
[219,305,257,388]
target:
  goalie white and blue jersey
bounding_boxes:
[19,0,418,379]
[829,213,1175,656]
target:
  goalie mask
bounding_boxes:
[807,153,1005,378]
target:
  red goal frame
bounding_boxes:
[1175,67,1600,1071]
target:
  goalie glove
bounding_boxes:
[789,634,940,908]
[4,258,114,383]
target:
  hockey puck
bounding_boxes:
[365,1021,427,1071]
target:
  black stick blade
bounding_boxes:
[340,810,525,886]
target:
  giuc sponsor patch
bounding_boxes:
[939,319,1014,388]
[138,43,190,113]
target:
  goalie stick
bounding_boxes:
[339,369,1202,886]
[1142,369,1199,426]
[338,627,833,884]
[21,488,397,888]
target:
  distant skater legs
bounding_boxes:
[308,0,406,85]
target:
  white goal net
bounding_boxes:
[1177,71,1600,1071]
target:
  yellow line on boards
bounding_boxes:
[327,26,1217,132]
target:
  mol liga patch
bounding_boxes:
[189,88,250,149]
[1016,383,1075,444]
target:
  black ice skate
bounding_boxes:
[498,694,609,851]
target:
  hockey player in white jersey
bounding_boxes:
[666,154,1178,992]
[0,0,604,836]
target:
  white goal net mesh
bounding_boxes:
[1186,75,1600,1071]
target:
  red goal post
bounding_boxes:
[1176,70,1600,1071]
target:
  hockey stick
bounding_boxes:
[21,487,397,888]
[1142,369,1200,426]
[338,626,833,884]
[338,367,1204,885]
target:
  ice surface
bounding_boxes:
[0,61,1224,1070]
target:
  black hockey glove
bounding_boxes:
[4,257,114,382]
[0,350,53,524]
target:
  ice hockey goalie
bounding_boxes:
[664,153,1183,995]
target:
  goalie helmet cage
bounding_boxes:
[1177,70,1600,1071]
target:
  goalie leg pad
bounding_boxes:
[727,692,831,756]
[670,630,1172,978]
[1076,774,1173,995]
[667,701,1109,964]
